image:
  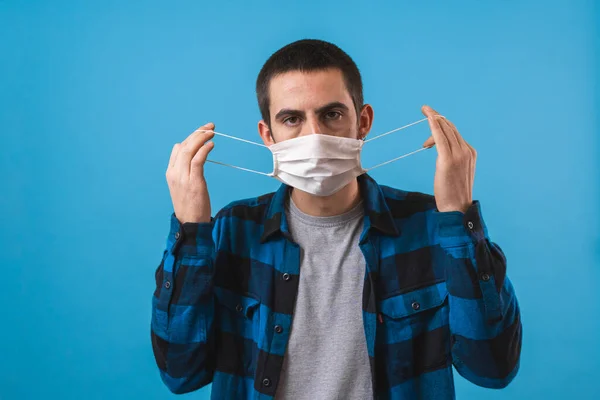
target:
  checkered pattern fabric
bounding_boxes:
[151,174,521,399]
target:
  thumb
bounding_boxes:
[422,135,435,148]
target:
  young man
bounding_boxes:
[151,39,522,399]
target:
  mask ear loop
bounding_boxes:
[363,117,428,143]
[197,116,435,175]
[206,131,267,148]
[196,130,272,176]
[362,117,433,171]
[365,146,432,171]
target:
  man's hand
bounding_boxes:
[421,106,475,214]
[166,122,216,224]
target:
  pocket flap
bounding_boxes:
[379,282,448,319]
[214,287,260,319]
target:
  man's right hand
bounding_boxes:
[166,122,216,224]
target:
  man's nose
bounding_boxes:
[300,115,324,136]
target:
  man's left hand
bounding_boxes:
[421,105,475,214]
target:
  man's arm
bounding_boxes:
[151,215,217,394]
[436,202,522,388]
[420,106,522,387]
[151,122,219,393]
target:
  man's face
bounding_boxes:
[258,68,372,145]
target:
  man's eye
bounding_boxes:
[325,111,342,120]
[284,117,300,125]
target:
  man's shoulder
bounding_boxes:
[213,191,276,223]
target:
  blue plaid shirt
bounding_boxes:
[151,174,522,399]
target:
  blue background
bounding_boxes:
[1,0,598,399]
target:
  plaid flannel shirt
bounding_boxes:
[151,174,522,399]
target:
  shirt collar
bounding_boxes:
[260,174,400,243]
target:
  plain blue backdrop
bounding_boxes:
[1,1,598,399]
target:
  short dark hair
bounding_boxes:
[256,39,364,125]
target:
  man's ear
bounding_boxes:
[258,120,276,146]
[358,104,374,140]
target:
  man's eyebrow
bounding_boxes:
[274,108,305,121]
[274,102,350,121]
[315,102,349,114]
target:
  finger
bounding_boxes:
[437,116,462,150]
[177,131,216,174]
[465,142,476,196]
[422,105,451,156]
[168,143,181,168]
[465,141,477,158]
[442,117,458,133]
[190,140,215,177]
[442,117,469,148]
[182,122,215,146]
[422,136,435,148]
[421,104,441,118]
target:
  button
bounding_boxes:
[467,221,474,230]
[164,281,171,289]
[274,325,283,334]
[411,301,420,311]
[481,273,491,282]
[262,378,271,387]
[175,231,181,239]
[282,273,291,281]
[235,304,243,313]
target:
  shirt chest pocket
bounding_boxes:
[214,287,261,337]
[377,282,449,344]
[375,283,452,387]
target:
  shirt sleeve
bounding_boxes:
[150,213,217,394]
[435,201,522,389]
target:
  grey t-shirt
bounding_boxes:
[275,196,373,400]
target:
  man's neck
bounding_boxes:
[290,179,362,217]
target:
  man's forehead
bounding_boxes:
[269,69,352,109]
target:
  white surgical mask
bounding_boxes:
[203,117,431,196]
